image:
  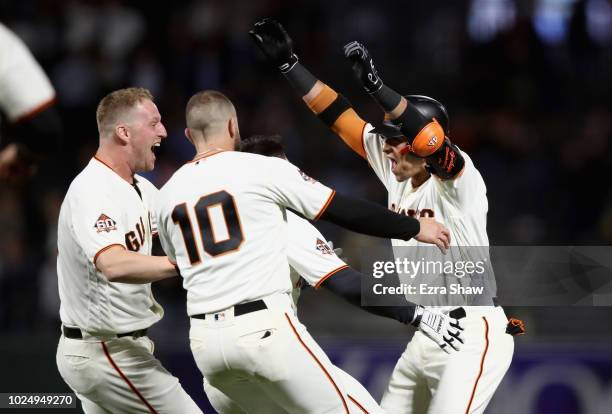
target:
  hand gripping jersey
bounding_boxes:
[57,157,163,334]
[155,150,336,315]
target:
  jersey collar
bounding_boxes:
[187,148,226,164]
[92,156,136,184]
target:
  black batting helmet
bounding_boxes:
[405,95,449,135]
[371,95,450,139]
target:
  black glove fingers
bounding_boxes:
[444,336,459,351]
[449,330,464,344]
[248,30,263,44]
[344,41,365,58]
[450,319,464,331]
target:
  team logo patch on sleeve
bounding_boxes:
[316,238,333,255]
[94,214,117,233]
[298,169,318,183]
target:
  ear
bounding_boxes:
[228,118,238,138]
[114,124,130,145]
[184,128,193,144]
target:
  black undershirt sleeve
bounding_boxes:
[6,106,62,156]
[320,192,420,241]
[323,267,416,324]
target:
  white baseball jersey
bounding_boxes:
[57,157,163,334]
[363,124,488,248]
[362,124,495,307]
[0,23,55,122]
[359,124,512,414]
[156,150,336,316]
[286,211,348,307]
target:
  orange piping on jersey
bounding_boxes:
[284,313,349,413]
[306,84,337,114]
[167,257,177,266]
[93,244,125,267]
[465,317,490,414]
[331,109,368,159]
[14,96,57,123]
[348,395,369,414]
[93,155,117,173]
[187,149,226,164]
[102,342,159,414]
[314,264,349,289]
[313,190,336,221]
[92,156,136,184]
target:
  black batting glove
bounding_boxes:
[343,41,383,94]
[249,18,298,73]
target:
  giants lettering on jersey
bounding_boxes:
[390,204,435,218]
[125,217,148,252]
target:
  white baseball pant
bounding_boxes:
[381,306,514,414]
[203,365,383,413]
[189,292,383,414]
[56,334,202,413]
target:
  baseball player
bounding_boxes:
[0,22,62,183]
[199,134,468,414]
[155,90,451,413]
[250,18,521,414]
[56,87,201,413]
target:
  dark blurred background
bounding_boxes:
[1,0,612,413]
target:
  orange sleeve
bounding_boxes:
[307,84,368,160]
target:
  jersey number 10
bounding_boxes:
[171,190,244,264]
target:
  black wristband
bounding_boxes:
[370,84,402,112]
[283,63,317,96]
[318,94,351,126]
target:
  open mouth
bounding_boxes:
[151,142,161,155]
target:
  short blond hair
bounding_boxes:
[185,90,236,138]
[96,87,153,136]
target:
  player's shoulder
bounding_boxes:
[212,150,295,176]
[67,159,111,193]
[454,147,481,180]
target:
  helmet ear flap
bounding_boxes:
[405,95,450,136]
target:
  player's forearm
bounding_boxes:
[96,247,178,283]
[320,192,420,240]
[285,67,367,158]
[323,267,417,324]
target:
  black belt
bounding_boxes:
[63,326,148,340]
[192,299,267,320]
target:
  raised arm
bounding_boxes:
[249,18,368,158]
[343,41,465,180]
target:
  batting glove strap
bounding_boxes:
[279,53,299,73]
[416,307,466,354]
